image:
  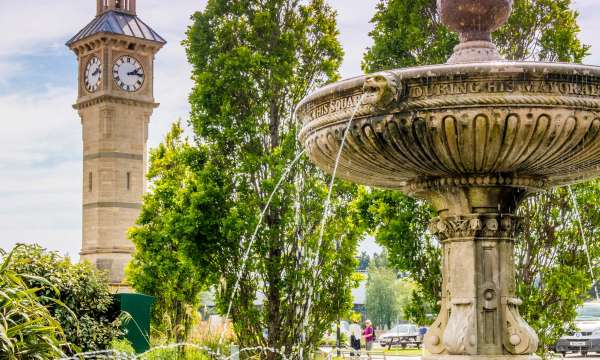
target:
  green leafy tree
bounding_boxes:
[365,262,417,329]
[366,267,400,330]
[7,244,121,355]
[0,246,67,359]
[360,0,594,354]
[166,0,362,357]
[516,185,600,355]
[128,122,220,344]
[363,0,589,73]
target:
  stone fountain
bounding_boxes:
[297,0,600,359]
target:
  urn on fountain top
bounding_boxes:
[438,0,513,63]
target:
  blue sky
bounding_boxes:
[0,0,599,259]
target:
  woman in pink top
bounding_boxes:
[363,319,374,351]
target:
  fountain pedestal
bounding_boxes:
[416,185,538,359]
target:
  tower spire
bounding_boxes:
[97,0,136,16]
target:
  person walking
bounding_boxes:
[349,319,362,356]
[363,319,375,357]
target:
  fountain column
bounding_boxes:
[411,184,539,359]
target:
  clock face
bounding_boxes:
[84,56,102,93]
[113,55,144,92]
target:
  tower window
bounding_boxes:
[127,172,131,190]
[88,172,93,192]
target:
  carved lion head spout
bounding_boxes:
[362,72,403,111]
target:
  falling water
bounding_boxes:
[298,93,366,359]
[218,149,307,348]
[567,185,600,300]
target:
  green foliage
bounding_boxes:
[365,259,417,329]
[366,267,399,329]
[362,0,457,72]
[494,0,590,62]
[356,188,440,324]
[7,244,121,355]
[362,0,589,73]
[141,347,212,360]
[183,0,362,357]
[111,338,136,355]
[129,122,217,343]
[361,0,594,353]
[0,246,67,359]
[515,185,599,356]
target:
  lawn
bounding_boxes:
[383,348,423,356]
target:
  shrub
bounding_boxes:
[6,244,122,354]
[0,246,67,359]
[140,347,212,359]
[110,339,136,355]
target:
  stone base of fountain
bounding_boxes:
[423,355,541,360]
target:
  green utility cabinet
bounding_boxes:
[113,293,155,353]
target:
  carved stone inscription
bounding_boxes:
[409,80,600,99]
[299,77,600,126]
[307,94,362,120]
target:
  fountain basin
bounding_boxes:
[297,61,600,194]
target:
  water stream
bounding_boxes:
[297,93,366,359]
[567,185,600,300]
[218,149,308,348]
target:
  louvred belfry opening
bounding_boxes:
[97,0,136,15]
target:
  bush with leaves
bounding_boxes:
[6,244,122,354]
[0,246,67,359]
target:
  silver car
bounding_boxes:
[555,302,600,356]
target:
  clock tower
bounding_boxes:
[67,0,165,289]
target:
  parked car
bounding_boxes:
[555,301,600,356]
[379,324,422,349]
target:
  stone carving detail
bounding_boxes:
[503,298,539,354]
[443,299,476,354]
[301,107,600,190]
[429,214,518,241]
[424,301,449,354]
[438,0,512,63]
[363,72,405,111]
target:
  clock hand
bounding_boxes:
[92,68,100,76]
[127,70,142,77]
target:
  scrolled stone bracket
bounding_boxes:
[443,298,477,354]
[429,214,521,242]
[503,297,539,355]
[424,300,450,354]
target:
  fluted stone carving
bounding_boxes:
[297,1,600,359]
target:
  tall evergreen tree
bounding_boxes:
[359,0,595,355]
[181,0,362,357]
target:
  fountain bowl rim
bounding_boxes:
[297,61,600,113]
